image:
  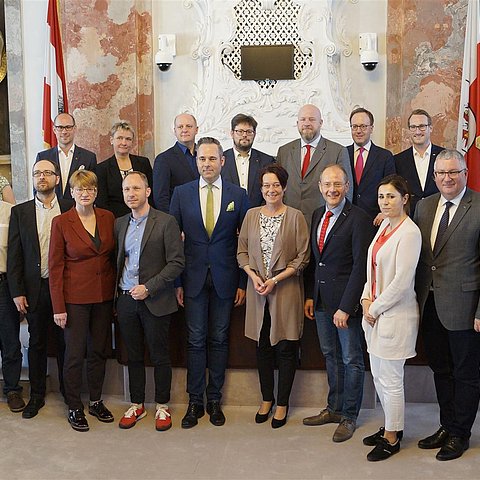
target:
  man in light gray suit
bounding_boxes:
[414,149,480,461]
[115,171,184,432]
[276,104,353,226]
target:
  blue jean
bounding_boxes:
[315,309,365,420]
[184,272,234,404]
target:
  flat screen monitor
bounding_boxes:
[240,44,295,81]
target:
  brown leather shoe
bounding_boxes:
[303,408,342,426]
[7,391,25,413]
[333,418,356,442]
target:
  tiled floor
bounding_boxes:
[2,394,479,480]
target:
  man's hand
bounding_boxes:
[333,309,349,329]
[304,298,315,320]
[474,318,480,332]
[175,287,184,307]
[130,284,149,301]
[54,313,67,329]
[373,213,385,226]
[234,288,246,307]
[13,296,28,315]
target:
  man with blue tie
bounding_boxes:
[170,137,249,428]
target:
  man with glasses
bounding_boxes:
[7,160,72,418]
[222,114,274,207]
[347,108,395,224]
[414,149,480,461]
[153,113,200,212]
[36,113,97,200]
[303,164,370,442]
[276,104,353,228]
[395,109,444,215]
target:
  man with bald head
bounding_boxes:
[276,104,353,226]
[153,113,200,212]
[36,113,97,200]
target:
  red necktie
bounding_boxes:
[355,147,365,184]
[318,211,333,253]
[302,145,312,178]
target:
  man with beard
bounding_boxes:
[276,104,353,227]
[222,114,274,207]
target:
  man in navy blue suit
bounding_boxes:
[36,113,97,200]
[222,114,274,207]
[152,113,200,212]
[170,137,249,429]
[347,108,395,225]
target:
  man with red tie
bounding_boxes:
[303,164,371,443]
[276,104,353,228]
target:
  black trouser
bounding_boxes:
[63,302,112,410]
[422,292,480,438]
[256,306,298,407]
[117,294,171,405]
[26,278,65,398]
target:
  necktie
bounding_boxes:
[302,145,312,179]
[355,147,364,184]
[318,211,333,253]
[206,184,214,237]
[433,201,452,254]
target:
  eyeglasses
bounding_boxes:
[233,129,255,136]
[319,182,346,189]
[408,124,430,132]
[262,182,282,189]
[73,187,96,194]
[350,124,371,131]
[433,169,466,179]
[54,125,75,131]
[33,170,57,177]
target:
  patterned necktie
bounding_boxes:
[318,211,334,253]
[302,145,312,179]
[206,184,214,237]
[355,147,364,184]
[433,201,452,254]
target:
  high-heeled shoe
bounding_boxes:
[255,399,274,424]
[271,406,289,429]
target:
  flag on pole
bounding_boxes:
[458,0,480,191]
[42,0,68,148]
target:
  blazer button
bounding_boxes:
[431,266,436,271]
[318,262,325,267]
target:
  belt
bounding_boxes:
[118,289,132,295]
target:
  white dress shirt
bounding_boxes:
[58,144,75,193]
[354,140,371,168]
[234,148,251,192]
[413,143,432,190]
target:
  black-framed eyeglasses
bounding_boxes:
[433,169,466,179]
[408,124,430,132]
[54,125,75,131]
[33,170,57,177]
[233,129,255,136]
[350,124,371,131]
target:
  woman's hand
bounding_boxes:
[257,278,276,296]
[54,313,67,329]
[248,271,266,294]
[362,299,377,327]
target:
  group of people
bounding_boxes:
[0,103,478,465]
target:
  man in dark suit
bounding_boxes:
[303,164,371,442]
[347,107,395,224]
[170,137,249,429]
[414,149,480,461]
[395,109,444,216]
[7,159,71,418]
[222,114,274,207]
[115,171,184,431]
[276,104,353,228]
[36,113,97,200]
[152,113,200,212]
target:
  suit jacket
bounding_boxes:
[394,144,444,215]
[348,143,395,220]
[361,217,421,359]
[152,143,199,213]
[222,148,275,207]
[237,206,310,345]
[115,208,185,317]
[170,179,249,299]
[96,154,153,218]
[7,198,73,310]
[48,207,116,314]
[36,145,97,200]
[304,200,371,317]
[414,189,480,331]
[276,137,353,227]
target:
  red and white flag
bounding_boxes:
[42,0,68,148]
[458,0,480,191]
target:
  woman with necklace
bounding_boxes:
[360,174,421,461]
[237,164,310,428]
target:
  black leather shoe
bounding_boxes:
[363,427,403,446]
[68,409,89,432]
[436,436,469,461]
[22,397,45,419]
[88,400,114,423]
[255,400,274,424]
[181,403,205,429]
[206,401,225,426]
[418,426,449,449]
[271,406,289,429]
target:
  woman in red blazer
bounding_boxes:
[49,170,116,432]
